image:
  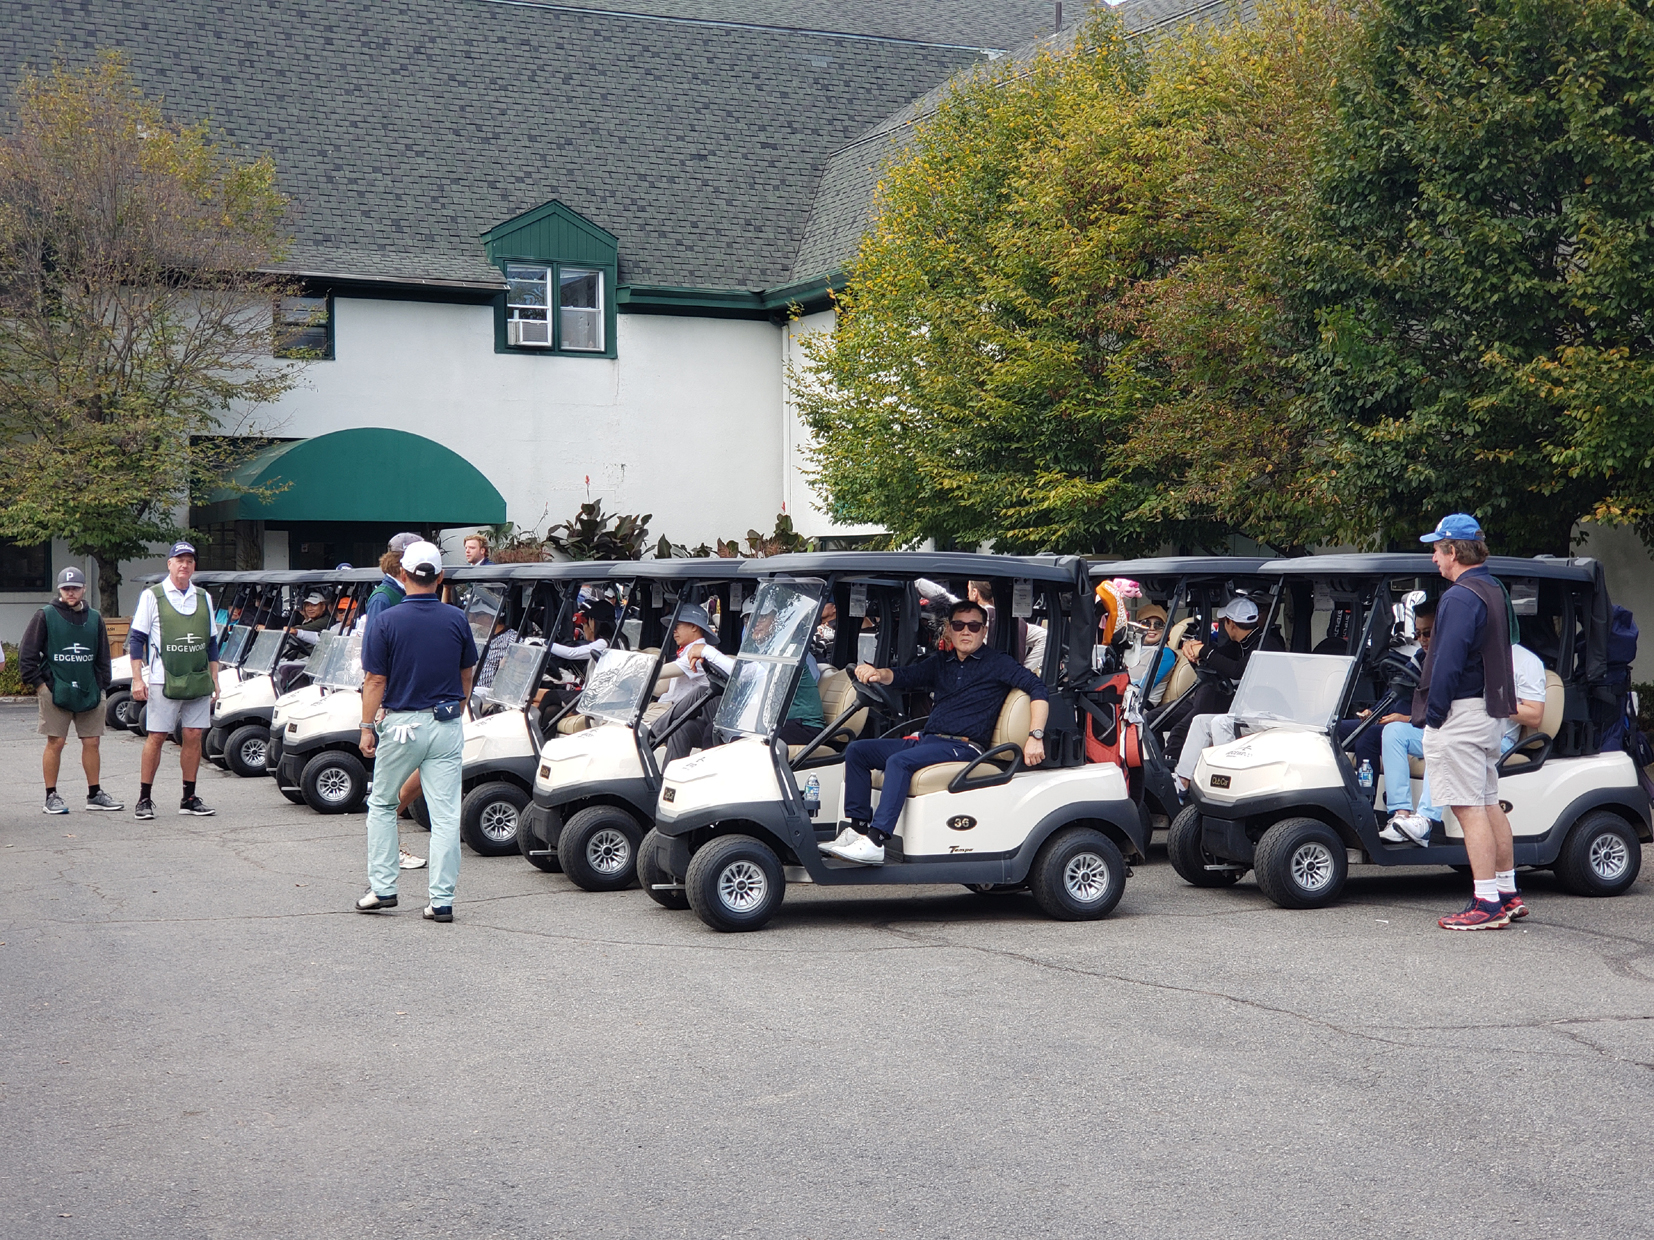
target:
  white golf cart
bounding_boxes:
[644,553,1149,933]
[1172,554,1651,908]
[516,562,752,890]
[446,563,617,856]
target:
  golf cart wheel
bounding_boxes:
[1167,805,1243,888]
[1030,827,1126,921]
[558,805,645,892]
[1555,810,1642,897]
[517,809,562,873]
[134,703,147,734]
[685,834,785,932]
[300,750,368,814]
[224,725,272,778]
[639,828,690,910]
[104,689,132,732]
[1254,818,1347,909]
[460,782,529,857]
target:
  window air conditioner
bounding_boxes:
[508,319,551,347]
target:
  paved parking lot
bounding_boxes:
[4,703,1653,1238]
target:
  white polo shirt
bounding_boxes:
[129,579,220,687]
[1506,644,1547,745]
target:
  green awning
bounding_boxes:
[196,428,507,527]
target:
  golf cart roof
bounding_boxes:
[445,561,614,583]
[1259,553,1602,583]
[1091,556,1273,580]
[750,551,1087,584]
[605,559,756,583]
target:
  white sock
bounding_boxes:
[1473,878,1500,905]
[1495,868,1517,894]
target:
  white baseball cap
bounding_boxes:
[400,540,444,583]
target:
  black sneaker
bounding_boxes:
[179,796,216,816]
[133,797,155,820]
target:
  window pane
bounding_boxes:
[0,539,48,590]
[506,265,548,309]
[274,295,330,358]
[560,268,604,351]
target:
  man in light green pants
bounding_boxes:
[353,541,477,922]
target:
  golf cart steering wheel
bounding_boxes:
[854,675,903,715]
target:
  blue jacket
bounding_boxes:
[1424,567,1490,727]
[890,646,1048,747]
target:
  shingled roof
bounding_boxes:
[788,0,1253,284]
[1,0,1067,291]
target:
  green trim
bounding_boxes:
[617,273,844,321]
[490,260,619,359]
[480,200,618,265]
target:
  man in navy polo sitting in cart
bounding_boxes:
[825,598,1050,866]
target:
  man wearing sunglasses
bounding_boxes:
[823,599,1049,866]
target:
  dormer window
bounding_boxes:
[484,202,618,357]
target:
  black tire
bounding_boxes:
[409,795,431,831]
[114,694,142,732]
[460,782,529,857]
[1167,804,1243,887]
[1554,810,1642,897]
[639,828,690,909]
[134,703,147,734]
[517,808,561,872]
[205,726,229,769]
[224,725,272,778]
[686,834,785,932]
[1253,817,1347,909]
[558,804,645,892]
[1029,827,1127,921]
[300,750,368,814]
[104,689,132,732]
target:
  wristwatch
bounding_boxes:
[1029,729,1045,740]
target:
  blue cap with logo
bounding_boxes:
[168,540,197,559]
[1419,514,1484,544]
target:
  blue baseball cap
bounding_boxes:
[1419,514,1484,544]
[168,540,196,558]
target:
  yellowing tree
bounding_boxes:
[0,54,303,611]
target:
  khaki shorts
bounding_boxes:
[37,683,106,739]
[1421,698,1501,807]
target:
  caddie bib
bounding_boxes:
[152,584,213,701]
[42,605,102,713]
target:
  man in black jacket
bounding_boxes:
[20,567,121,814]
[1169,597,1281,792]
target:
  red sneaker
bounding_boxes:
[1501,892,1528,921]
[1438,899,1511,931]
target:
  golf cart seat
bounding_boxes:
[653,663,685,697]
[1403,670,1564,776]
[868,690,1031,797]
[556,714,591,735]
[787,668,869,759]
[1160,619,1199,703]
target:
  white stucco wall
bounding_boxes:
[781,309,885,540]
[257,297,785,553]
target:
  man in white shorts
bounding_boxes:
[127,541,221,819]
[1414,515,1521,930]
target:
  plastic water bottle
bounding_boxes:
[1357,759,1374,791]
[803,774,821,818]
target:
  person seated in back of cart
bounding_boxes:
[1169,597,1282,795]
[823,598,1050,867]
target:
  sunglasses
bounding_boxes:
[949,620,985,634]
[1142,618,1165,630]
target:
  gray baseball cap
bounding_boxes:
[388,531,422,554]
[675,603,717,638]
[56,566,86,588]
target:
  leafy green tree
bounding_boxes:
[0,54,303,613]
[1294,0,1654,554]
[795,3,1354,553]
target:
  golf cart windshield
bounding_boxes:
[317,634,365,690]
[465,586,504,655]
[577,648,658,726]
[1229,651,1355,732]
[219,624,254,667]
[303,632,338,680]
[483,642,545,710]
[714,579,824,740]
[240,628,286,677]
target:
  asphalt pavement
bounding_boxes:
[4,702,1653,1239]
